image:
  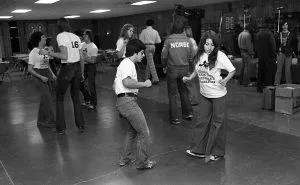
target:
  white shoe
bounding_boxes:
[186,150,205,158]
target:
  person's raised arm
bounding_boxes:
[122,77,152,89]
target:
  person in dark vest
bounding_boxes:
[255,17,277,92]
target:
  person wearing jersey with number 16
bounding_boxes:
[40,18,85,135]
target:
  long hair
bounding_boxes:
[57,18,71,32]
[193,32,220,69]
[119,24,134,39]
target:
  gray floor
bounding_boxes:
[0,65,300,185]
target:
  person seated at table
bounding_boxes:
[27,31,56,128]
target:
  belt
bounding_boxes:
[117,93,137,98]
[145,43,155,45]
[62,62,79,66]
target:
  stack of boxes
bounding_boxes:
[262,84,300,115]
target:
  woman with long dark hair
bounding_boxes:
[27,31,56,128]
[183,32,236,162]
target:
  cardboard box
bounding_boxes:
[262,86,276,110]
[275,84,300,115]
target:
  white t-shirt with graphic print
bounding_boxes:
[28,48,50,69]
[57,32,82,63]
[81,42,98,64]
[195,51,235,98]
[114,58,138,95]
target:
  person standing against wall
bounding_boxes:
[114,39,156,170]
[80,29,98,110]
[161,18,193,125]
[41,18,85,135]
[139,19,161,84]
[274,21,298,85]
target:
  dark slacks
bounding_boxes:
[34,68,55,125]
[167,66,192,120]
[190,94,227,156]
[80,63,97,106]
[56,62,85,131]
[257,57,276,91]
[116,97,150,167]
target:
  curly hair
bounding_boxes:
[29,31,44,48]
[119,24,134,39]
[193,32,220,69]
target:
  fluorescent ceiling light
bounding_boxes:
[0,16,13,19]
[64,15,80,18]
[90,9,110,13]
[10,27,17,29]
[12,9,32,13]
[35,0,60,4]
[131,1,157,5]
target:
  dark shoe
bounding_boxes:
[171,119,180,125]
[186,150,205,158]
[136,160,156,170]
[183,114,193,120]
[78,126,85,133]
[37,122,55,128]
[56,129,65,135]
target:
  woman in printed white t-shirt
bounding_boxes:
[116,24,134,59]
[27,31,56,128]
[183,32,236,163]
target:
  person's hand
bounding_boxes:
[40,76,48,83]
[182,76,190,83]
[144,79,152,87]
[39,49,49,55]
[219,79,227,87]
